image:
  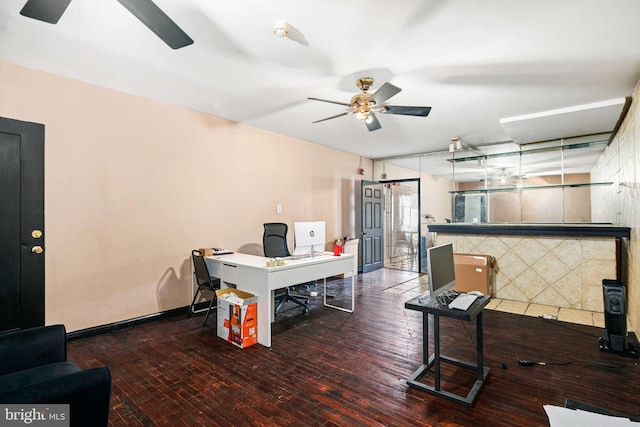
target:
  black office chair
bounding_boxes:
[263,223,310,316]
[189,249,221,326]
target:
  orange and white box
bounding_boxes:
[215,288,258,348]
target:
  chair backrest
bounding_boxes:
[263,223,291,257]
[192,249,217,288]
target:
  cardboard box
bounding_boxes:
[199,247,214,256]
[453,254,494,295]
[215,288,258,348]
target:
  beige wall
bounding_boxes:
[0,61,377,332]
[592,80,640,333]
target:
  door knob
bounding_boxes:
[32,230,43,238]
[31,246,43,254]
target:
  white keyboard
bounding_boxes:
[448,293,479,311]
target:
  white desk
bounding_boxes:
[204,252,355,347]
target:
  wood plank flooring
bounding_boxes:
[67,268,640,426]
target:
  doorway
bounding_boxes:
[383,179,421,272]
[0,117,45,333]
[360,178,421,274]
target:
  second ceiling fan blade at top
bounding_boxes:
[116,0,193,49]
[20,0,193,49]
[20,0,71,24]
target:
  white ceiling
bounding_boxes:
[2,0,640,181]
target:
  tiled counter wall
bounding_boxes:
[592,80,639,332]
[436,233,616,312]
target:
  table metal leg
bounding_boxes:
[407,309,490,406]
[434,314,441,391]
[477,311,484,381]
[422,312,429,364]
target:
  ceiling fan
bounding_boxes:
[19,0,193,49]
[308,77,431,132]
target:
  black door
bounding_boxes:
[0,117,45,333]
[361,180,384,273]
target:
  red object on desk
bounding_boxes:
[333,244,343,256]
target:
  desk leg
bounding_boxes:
[422,312,429,364]
[476,311,484,381]
[434,314,441,391]
[323,273,355,313]
[350,262,355,312]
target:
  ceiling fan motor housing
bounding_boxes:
[351,93,374,117]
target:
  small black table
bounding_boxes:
[404,294,491,406]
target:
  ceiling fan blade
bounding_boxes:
[308,97,352,107]
[382,105,432,117]
[20,0,71,24]
[312,112,351,123]
[364,113,382,132]
[116,0,194,49]
[370,82,401,105]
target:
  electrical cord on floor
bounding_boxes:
[538,315,602,338]
[517,359,629,371]
[518,359,576,366]
[456,316,621,371]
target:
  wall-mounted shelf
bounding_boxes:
[449,181,613,195]
[447,138,608,165]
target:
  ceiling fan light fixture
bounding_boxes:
[357,109,372,121]
[272,20,289,37]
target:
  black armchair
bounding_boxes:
[0,325,111,427]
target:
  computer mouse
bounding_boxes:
[468,290,484,297]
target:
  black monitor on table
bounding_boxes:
[419,243,457,304]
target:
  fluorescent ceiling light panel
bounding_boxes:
[499,98,626,125]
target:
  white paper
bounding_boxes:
[544,405,638,427]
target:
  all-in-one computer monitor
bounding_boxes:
[293,221,326,256]
[420,243,457,304]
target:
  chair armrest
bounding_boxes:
[0,367,112,427]
[0,325,67,376]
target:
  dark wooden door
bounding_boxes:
[0,117,45,332]
[361,180,384,273]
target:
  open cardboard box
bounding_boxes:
[215,288,258,349]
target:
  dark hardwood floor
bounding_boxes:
[68,268,640,426]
